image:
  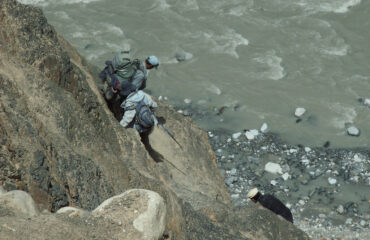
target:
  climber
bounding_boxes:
[247,188,294,223]
[99,51,159,101]
[119,90,158,133]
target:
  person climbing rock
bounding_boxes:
[99,51,159,101]
[247,188,294,223]
[119,90,158,133]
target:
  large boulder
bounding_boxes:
[0,190,39,217]
[93,189,166,240]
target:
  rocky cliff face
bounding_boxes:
[0,0,310,239]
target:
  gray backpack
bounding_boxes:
[112,51,141,82]
[135,100,155,129]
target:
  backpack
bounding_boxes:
[112,51,142,83]
[135,100,155,129]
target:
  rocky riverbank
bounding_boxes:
[209,129,369,240]
[171,101,370,240]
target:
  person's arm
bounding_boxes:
[120,102,136,127]
[131,70,145,90]
[146,94,158,108]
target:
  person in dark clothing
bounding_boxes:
[247,188,293,223]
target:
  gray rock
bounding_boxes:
[0,190,39,217]
[0,185,6,194]
[347,126,360,136]
[336,205,344,214]
[56,206,90,217]
[265,162,283,174]
[232,132,242,139]
[260,123,268,133]
[364,98,370,107]
[93,189,166,240]
[294,107,306,117]
[230,168,237,175]
[225,177,237,186]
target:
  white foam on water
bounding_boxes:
[100,24,124,36]
[202,28,249,59]
[17,0,47,5]
[206,84,222,95]
[149,0,171,12]
[85,49,106,61]
[18,0,102,6]
[329,103,357,129]
[228,6,248,16]
[321,45,350,56]
[71,32,85,38]
[53,11,71,20]
[299,0,362,14]
[105,42,131,53]
[183,0,199,11]
[207,0,253,16]
[254,50,285,81]
[321,0,362,13]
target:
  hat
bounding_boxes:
[247,188,259,199]
[146,56,159,68]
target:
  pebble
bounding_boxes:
[245,131,255,140]
[225,177,237,186]
[264,162,283,174]
[328,177,337,185]
[353,154,363,162]
[364,98,370,107]
[336,205,344,214]
[319,214,326,218]
[270,180,278,186]
[260,123,268,133]
[281,172,290,181]
[304,147,311,153]
[250,129,259,136]
[289,149,298,153]
[345,218,353,225]
[184,98,192,104]
[231,194,240,199]
[183,110,191,116]
[295,107,306,117]
[245,129,259,140]
[232,132,242,139]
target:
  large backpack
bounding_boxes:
[135,100,155,129]
[112,51,142,83]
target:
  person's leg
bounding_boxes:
[104,84,115,101]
